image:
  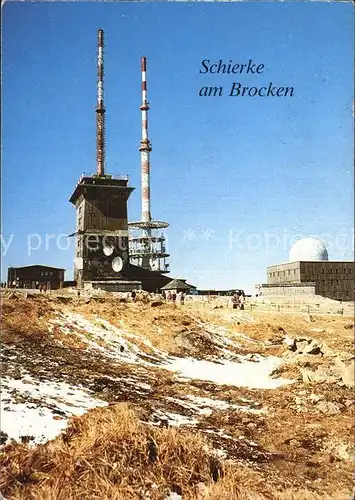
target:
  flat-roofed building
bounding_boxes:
[257,238,354,301]
[265,260,354,301]
[7,265,65,290]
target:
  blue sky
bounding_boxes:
[2,1,354,291]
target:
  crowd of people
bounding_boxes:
[164,290,186,304]
[5,280,49,291]
[128,289,186,305]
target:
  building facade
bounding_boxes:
[7,265,65,290]
[266,261,354,301]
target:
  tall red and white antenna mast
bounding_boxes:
[96,29,106,176]
[128,57,170,273]
[140,57,152,222]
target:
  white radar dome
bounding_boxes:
[289,238,329,262]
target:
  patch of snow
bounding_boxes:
[94,317,164,354]
[204,429,235,440]
[119,377,152,391]
[239,396,255,403]
[1,375,107,445]
[49,313,292,394]
[208,324,260,345]
[163,394,265,426]
[165,396,212,416]
[50,313,164,366]
[152,410,199,427]
[185,395,265,414]
[163,355,293,389]
[215,449,228,458]
[283,335,295,346]
[1,402,69,444]
[203,428,259,449]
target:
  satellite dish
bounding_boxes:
[103,241,114,256]
[150,260,158,271]
[112,256,123,273]
[74,257,83,270]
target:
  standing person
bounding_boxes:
[232,292,240,309]
[179,291,185,305]
[172,292,177,304]
[167,291,172,301]
[239,293,245,310]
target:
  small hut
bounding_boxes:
[161,278,196,296]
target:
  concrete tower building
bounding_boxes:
[69,29,138,291]
[129,57,170,273]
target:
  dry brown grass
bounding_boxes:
[193,306,354,358]
[235,312,353,352]
[0,403,257,499]
[64,300,211,356]
[1,294,55,344]
[3,403,348,500]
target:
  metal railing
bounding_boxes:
[182,296,353,316]
[78,173,129,183]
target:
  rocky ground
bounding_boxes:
[0,290,354,499]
